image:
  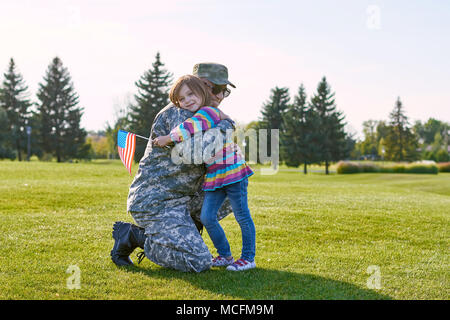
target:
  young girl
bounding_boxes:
[153,75,256,271]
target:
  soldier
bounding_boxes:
[111,63,236,272]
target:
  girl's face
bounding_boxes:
[177,84,203,112]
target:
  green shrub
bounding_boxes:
[360,162,380,173]
[337,161,439,174]
[336,161,361,174]
[380,166,394,173]
[39,152,54,162]
[392,164,406,173]
[437,162,450,172]
[406,163,438,174]
[336,161,382,174]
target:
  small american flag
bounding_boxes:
[117,130,136,175]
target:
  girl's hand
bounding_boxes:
[152,135,172,147]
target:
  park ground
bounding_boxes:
[0,160,448,299]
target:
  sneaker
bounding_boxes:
[226,259,256,271]
[212,256,235,267]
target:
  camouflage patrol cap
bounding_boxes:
[193,63,236,88]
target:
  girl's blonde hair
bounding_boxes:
[169,75,211,108]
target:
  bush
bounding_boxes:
[0,146,15,160]
[438,162,450,172]
[392,164,406,173]
[336,161,381,174]
[379,166,394,173]
[39,152,54,162]
[337,161,439,174]
[336,161,361,174]
[405,163,438,174]
[360,162,380,173]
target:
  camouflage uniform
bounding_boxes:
[127,103,234,272]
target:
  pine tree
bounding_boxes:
[0,107,15,159]
[260,86,289,131]
[128,52,173,162]
[384,97,418,161]
[36,57,86,162]
[281,85,306,168]
[259,87,290,163]
[281,84,319,173]
[310,76,349,174]
[0,58,32,160]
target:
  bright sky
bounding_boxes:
[1,0,449,139]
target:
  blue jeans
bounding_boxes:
[200,178,255,262]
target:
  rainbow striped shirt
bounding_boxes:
[169,106,253,191]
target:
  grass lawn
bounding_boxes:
[0,160,448,300]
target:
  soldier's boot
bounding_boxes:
[110,221,146,266]
[193,218,204,235]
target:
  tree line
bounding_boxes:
[249,84,449,172]
[252,79,353,174]
[352,102,449,163]
[1,53,449,168]
[0,57,87,162]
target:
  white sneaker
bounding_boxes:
[226,259,256,271]
[212,255,234,267]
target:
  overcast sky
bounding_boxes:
[1,0,449,139]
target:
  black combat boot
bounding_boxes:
[193,217,204,235]
[110,221,146,266]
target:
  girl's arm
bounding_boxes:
[169,106,221,143]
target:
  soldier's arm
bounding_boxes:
[141,105,176,154]
[150,112,170,138]
[216,118,236,132]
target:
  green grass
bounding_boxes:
[0,160,449,300]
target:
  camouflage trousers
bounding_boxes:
[130,205,212,273]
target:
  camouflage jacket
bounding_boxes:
[127,103,234,225]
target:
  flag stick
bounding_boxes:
[134,132,170,149]
[135,134,149,141]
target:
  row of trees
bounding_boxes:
[0,53,173,163]
[2,52,449,168]
[353,100,449,162]
[251,78,353,174]
[105,53,353,174]
[0,57,87,162]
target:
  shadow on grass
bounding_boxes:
[124,264,391,300]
